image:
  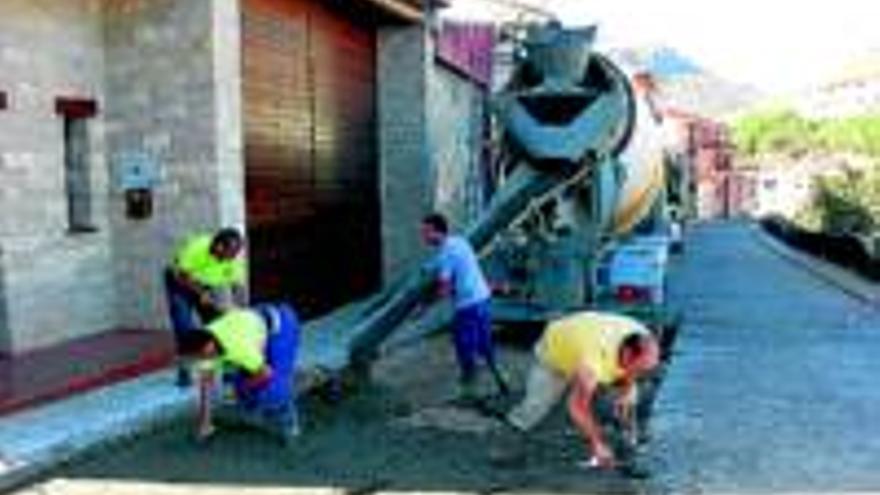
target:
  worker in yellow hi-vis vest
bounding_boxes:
[164,227,248,387]
[177,303,301,445]
[505,311,659,470]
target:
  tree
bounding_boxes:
[732,109,812,157]
[732,109,880,236]
[803,165,879,236]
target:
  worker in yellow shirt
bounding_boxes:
[505,311,659,470]
[177,303,301,445]
[164,228,247,387]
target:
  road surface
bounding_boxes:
[647,221,880,493]
[14,221,880,494]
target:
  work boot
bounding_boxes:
[452,378,480,406]
[176,366,192,388]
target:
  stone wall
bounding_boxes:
[428,65,488,229]
[0,249,7,353]
[377,25,434,283]
[0,0,244,353]
[0,0,487,352]
[102,0,244,330]
[0,0,113,353]
[377,25,492,283]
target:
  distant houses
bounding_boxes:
[793,50,880,119]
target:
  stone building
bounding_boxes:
[0,0,494,355]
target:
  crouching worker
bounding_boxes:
[504,311,659,470]
[177,303,301,445]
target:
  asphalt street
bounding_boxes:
[648,221,880,493]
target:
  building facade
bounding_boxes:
[430,21,494,227]
[663,109,741,219]
[749,154,870,221]
[0,0,493,355]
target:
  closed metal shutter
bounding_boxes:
[243,0,380,318]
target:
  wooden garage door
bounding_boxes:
[243,0,380,318]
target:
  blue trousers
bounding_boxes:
[452,300,496,382]
[163,268,220,347]
[232,303,300,426]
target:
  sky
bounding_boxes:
[442,0,880,94]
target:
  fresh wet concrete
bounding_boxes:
[12,220,880,494]
[23,337,643,495]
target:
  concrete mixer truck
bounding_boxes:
[346,22,679,368]
[484,24,677,327]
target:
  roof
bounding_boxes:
[362,0,449,22]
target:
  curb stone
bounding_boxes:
[753,224,880,309]
[0,370,191,493]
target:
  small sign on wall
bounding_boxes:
[115,151,159,191]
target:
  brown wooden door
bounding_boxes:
[243,0,380,318]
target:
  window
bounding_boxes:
[63,117,95,232]
[56,98,98,233]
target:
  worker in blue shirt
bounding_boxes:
[420,213,509,401]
